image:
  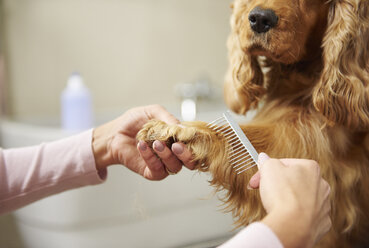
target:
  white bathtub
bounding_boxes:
[0,107,252,248]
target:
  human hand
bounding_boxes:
[255,153,331,248]
[92,105,195,180]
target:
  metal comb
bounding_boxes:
[207,111,259,174]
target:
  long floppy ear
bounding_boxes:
[224,2,264,115]
[313,0,369,130]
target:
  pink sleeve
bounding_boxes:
[0,129,106,215]
[219,222,284,248]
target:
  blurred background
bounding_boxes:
[0,0,239,247]
[1,0,232,121]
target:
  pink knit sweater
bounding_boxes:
[0,130,105,215]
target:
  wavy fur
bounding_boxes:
[313,0,369,130]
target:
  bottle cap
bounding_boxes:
[67,72,85,90]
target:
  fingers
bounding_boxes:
[248,171,261,189]
[248,153,272,189]
[258,153,287,174]
[137,141,166,177]
[257,152,270,169]
[152,141,196,172]
[279,158,319,169]
[321,179,331,197]
[322,217,332,237]
[316,205,332,243]
[320,179,331,216]
[251,157,323,189]
[315,179,332,243]
[138,140,195,178]
[153,141,183,174]
[172,142,196,170]
[142,166,167,181]
[145,105,180,125]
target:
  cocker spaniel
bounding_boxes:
[138,0,369,247]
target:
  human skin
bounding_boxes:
[256,153,332,248]
[91,104,194,180]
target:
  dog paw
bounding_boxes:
[137,120,227,170]
[136,120,196,146]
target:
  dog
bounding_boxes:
[137,0,369,246]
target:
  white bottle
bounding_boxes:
[61,72,93,131]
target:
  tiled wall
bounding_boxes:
[2,0,233,120]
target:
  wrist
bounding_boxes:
[92,123,115,171]
[262,207,313,248]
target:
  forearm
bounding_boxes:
[0,130,105,215]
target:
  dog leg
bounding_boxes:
[137,119,274,227]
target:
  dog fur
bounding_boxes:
[137,0,369,247]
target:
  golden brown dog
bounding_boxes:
[138,0,369,246]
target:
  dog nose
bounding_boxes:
[249,7,278,33]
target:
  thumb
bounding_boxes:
[146,105,180,125]
[257,152,270,170]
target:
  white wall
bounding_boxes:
[2,0,233,120]
[0,0,7,116]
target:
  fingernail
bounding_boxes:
[258,152,270,169]
[172,143,184,155]
[138,141,147,151]
[247,184,253,190]
[153,140,164,152]
[139,141,147,151]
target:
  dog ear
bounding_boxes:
[224,3,265,115]
[313,0,369,130]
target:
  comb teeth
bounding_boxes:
[207,111,259,174]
